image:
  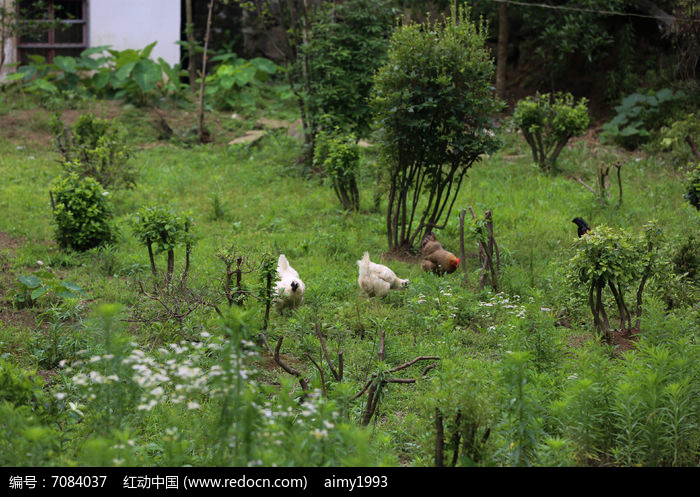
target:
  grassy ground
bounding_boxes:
[0,95,698,467]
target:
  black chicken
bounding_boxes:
[572,217,591,237]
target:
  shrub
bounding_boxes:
[14,271,84,309]
[600,88,684,150]
[0,360,45,408]
[651,113,700,168]
[672,233,700,284]
[513,92,589,172]
[313,126,360,211]
[51,173,116,251]
[496,351,542,467]
[101,42,167,106]
[0,403,59,466]
[373,6,503,252]
[51,113,136,190]
[4,43,187,107]
[611,340,699,466]
[205,55,281,110]
[567,222,664,340]
[684,164,700,210]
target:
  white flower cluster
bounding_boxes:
[64,330,257,413]
[478,292,528,319]
[258,389,339,443]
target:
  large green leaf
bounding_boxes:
[56,291,79,300]
[92,71,110,90]
[81,45,111,57]
[3,72,26,82]
[17,275,41,289]
[114,50,140,69]
[29,79,58,93]
[31,287,50,300]
[60,281,85,294]
[54,56,78,73]
[133,59,162,92]
[112,61,136,85]
[250,57,278,74]
[234,65,257,86]
[140,41,158,59]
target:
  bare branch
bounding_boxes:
[315,321,340,381]
[377,329,386,361]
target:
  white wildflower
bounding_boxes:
[150,386,165,397]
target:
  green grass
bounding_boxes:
[0,102,697,467]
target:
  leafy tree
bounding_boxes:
[513,92,589,172]
[301,0,394,140]
[568,222,664,341]
[237,0,392,164]
[130,206,195,283]
[373,6,503,252]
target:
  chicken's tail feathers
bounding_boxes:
[421,231,436,249]
[278,254,290,272]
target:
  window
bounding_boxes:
[17,0,87,64]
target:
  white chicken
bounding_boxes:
[274,254,305,312]
[357,252,409,298]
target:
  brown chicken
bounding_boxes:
[420,232,460,275]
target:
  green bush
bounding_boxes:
[51,113,136,190]
[101,42,169,106]
[51,173,116,251]
[3,43,187,107]
[302,0,394,140]
[496,351,542,467]
[600,88,684,150]
[568,222,664,340]
[205,55,281,110]
[611,341,699,466]
[651,113,700,168]
[0,360,45,408]
[0,403,59,466]
[130,206,194,282]
[684,164,700,210]
[672,234,700,284]
[373,6,503,251]
[313,126,360,211]
[13,271,84,309]
[513,92,589,172]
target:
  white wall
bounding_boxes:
[89,0,181,66]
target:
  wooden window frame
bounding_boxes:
[16,0,87,63]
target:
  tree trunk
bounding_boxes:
[496,2,508,100]
[185,0,196,92]
[147,243,157,278]
[197,0,214,144]
[459,209,469,287]
[166,249,175,284]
